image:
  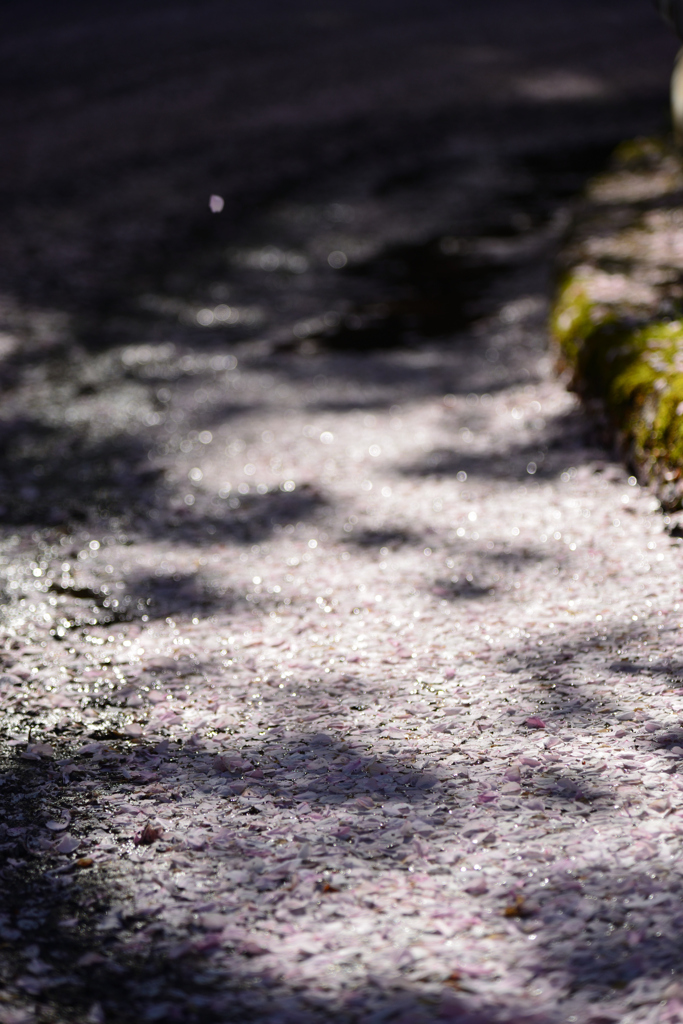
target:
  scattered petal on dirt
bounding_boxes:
[133,822,164,846]
[55,834,80,854]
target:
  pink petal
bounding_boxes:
[56,834,80,854]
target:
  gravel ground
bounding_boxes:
[3,3,683,1023]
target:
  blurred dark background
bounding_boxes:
[0,0,676,340]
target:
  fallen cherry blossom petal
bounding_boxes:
[55,834,80,854]
[133,822,164,846]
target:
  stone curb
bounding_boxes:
[551,136,683,508]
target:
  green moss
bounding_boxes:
[550,277,603,363]
[653,379,683,462]
[611,322,682,399]
[551,287,683,492]
[610,136,668,170]
[551,274,637,400]
[612,321,683,471]
[550,136,683,505]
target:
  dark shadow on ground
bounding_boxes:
[46,571,254,632]
[7,600,683,1020]
[487,548,548,565]
[0,704,678,1023]
[518,860,683,1011]
[0,409,326,543]
[0,728,484,1023]
[0,125,650,546]
[343,527,420,550]
[0,418,163,528]
[494,612,683,757]
[266,139,620,357]
[426,545,550,603]
[430,577,494,601]
[189,399,263,430]
[401,407,606,484]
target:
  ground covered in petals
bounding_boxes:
[1,2,682,1023]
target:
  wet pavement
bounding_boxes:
[2,2,683,1023]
